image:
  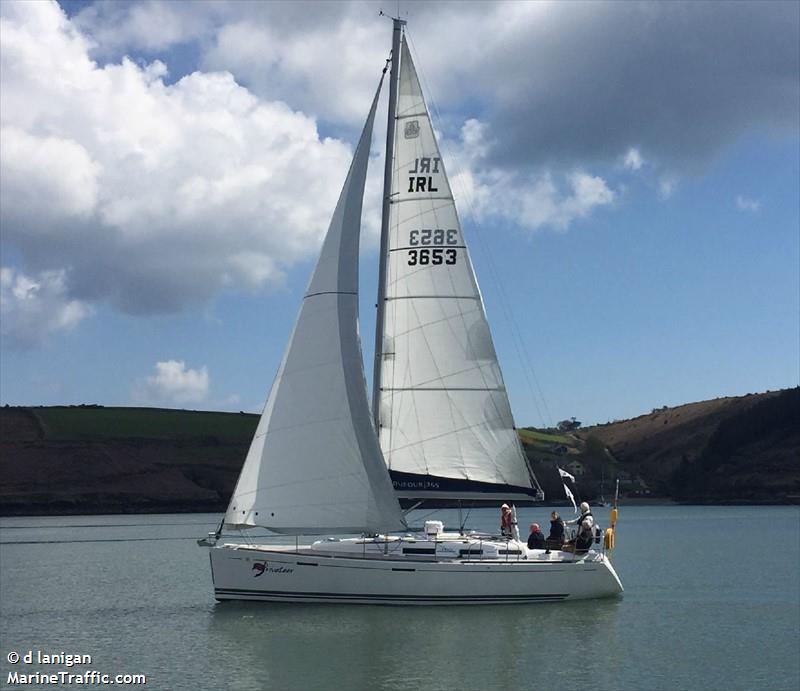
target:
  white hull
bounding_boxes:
[209,542,624,605]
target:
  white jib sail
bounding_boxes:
[378,38,535,491]
[225,78,404,534]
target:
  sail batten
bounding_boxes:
[224,75,404,534]
[377,36,543,502]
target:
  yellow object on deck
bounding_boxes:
[604,527,615,550]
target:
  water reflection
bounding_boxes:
[207,598,623,691]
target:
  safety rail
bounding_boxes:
[220,526,614,563]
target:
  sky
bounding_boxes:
[0,0,798,427]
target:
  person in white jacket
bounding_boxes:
[566,502,595,552]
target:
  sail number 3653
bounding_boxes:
[408,229,458,266]
[408,248,456,266]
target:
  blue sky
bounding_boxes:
[0,0,797,427]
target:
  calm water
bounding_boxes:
[1,506,798,691]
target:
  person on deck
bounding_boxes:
[500,504,513,537]
[546,511,565,549]
[565,502,595,553]
[527,523,545,550]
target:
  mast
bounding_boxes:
[372,16,405,430]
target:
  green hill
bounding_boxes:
[0,388,797,515]
[575,388,800,503]
[0,405,258,515]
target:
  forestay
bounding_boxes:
[377,38,542,501]
[225,77,404,534]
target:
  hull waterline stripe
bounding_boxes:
[214,588,569,602]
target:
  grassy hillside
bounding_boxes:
[518,425,618,502]
[576,388,799,502]
[1,388,797,515]
[34,405,257,441]
[0,406,258,515]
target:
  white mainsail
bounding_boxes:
[377,38,541,499]
[225,78,404,534]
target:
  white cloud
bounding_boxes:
[72,1,389,126]
[735,195,762,212]
[1,0,356,321]
[138,360,209,405]
[203,16,389,125]
[72,1,799,172]
[512,172,615,231]
[444,120,615,231]
[0,127,99,220]
[623,148,644,171]
[418,2,799,171]
[0,267,92,348]
[2,0,792,346]
[73,0,220,53]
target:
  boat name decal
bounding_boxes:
[393,479,441,490]
[252,561,294,577]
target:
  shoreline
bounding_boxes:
[4,497,800,519]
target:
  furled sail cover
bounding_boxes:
[225,78,404,534]
[378,38,542,500]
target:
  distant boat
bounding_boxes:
[201,17,623,604]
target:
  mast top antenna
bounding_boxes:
[378,10,407,25]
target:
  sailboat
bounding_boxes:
[202,18,623,604]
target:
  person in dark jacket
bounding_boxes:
[527,523,545,550]
[546,511,565,549]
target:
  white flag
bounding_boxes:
[558,466,575,482]
[562,482,577,513]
